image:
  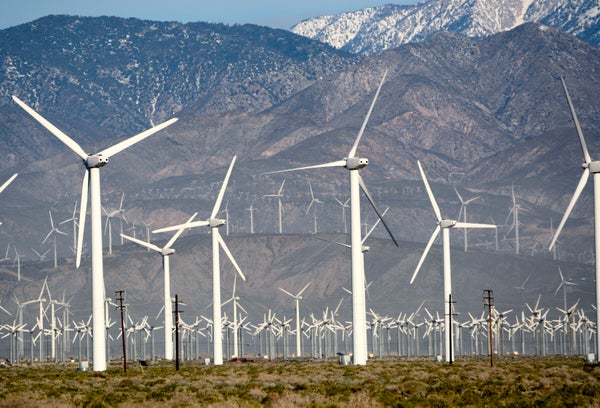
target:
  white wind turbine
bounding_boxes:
[245,197,258,234]
[43,210,68,268]
[306,182,323,234]
[335,197,350,234]
[410,160,496,363]
[554,266,577,314]
[548,76,600,360]
[12,95,178,371]
[454,186,479,252]
[121,211,197,361]
[153,156,245,365]
[279,281,311,358]
[264,179,285,234]
[264,71,398,365]
[505,185,525,255]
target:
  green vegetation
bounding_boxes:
[0,356,598,407]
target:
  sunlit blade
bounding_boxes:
[76,170,89,268]
[417,161,442,222]
[99,117,178,158]
[314,235,350,249]
[363,207,389,243]
[153,220,209,234]
[42,230,53,244]
[121,233,161,253]
[0,173,18,194]
[297,281,312,297]
[278,179,286,195]
[455,222,497,229]
[165,212,198,248]
[13,96,88,160]
[549,168,589,251]
[359,175,398,247]
[211,156,237,219]
[410,226,440,284]
[560,76,591,164]
[264,160,347,176]
[348,69,387,158]
[278,287,295,298]
[216,230,245,281]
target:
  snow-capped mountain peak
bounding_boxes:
[291,0,600,54]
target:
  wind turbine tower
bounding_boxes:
[279,281,311,358]
[549,77,600,361]
[13,95,178,371]
[264,71,398,365]
[153,156,245,365]
[411,161,496,363]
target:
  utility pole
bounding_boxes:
[173,294,183,371]
[447,294,457,364]
[115,290,127,373]
[483,289,494,367]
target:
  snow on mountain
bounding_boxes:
[291,0,600,54]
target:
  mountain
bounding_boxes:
[0,17,599,338]
[291,0,600,55]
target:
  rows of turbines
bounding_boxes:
[0,74,597,370]
[0,272,592,365]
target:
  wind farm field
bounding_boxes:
[0,356,598,407]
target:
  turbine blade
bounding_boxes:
[454,222,497,229]
[165,212,198,248]
[410,225,440,284]
[560,76,591,164]
[362,207,390,243]
[0,173,18,194]
[549,168,590,251]
[297,281,312,297]
[278,287,295,298]
[152,220,209,234]
[211,156,237,219]
[358,175,398,247]
[13,96,88,160]
[99,117,178,158]
[348,69,387,158]
[278,179,286,195]
[76,170,89,268]
[216,230,245,281]
[417,161,442,222]
[263,160,347,176]
[121,233,161,252]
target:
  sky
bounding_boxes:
[1,1,421,31]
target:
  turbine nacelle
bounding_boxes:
[208,218,226,228]
[345,157,368,170]
[588,161,600,173]
[440,219,457,228]
[84,154,109,169]
[162,248,175,256]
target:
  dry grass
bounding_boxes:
[0,356,599,407]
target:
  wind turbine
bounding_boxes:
[121,211,197,361]
[548,76,600,360]
[245,197,257,234]
[306,182,322,234]
[153,156,245,365]
[264,179,285,234]
[410,160,496,363]
[554,266,577,314]
[279,281,311,358]
[12,95,178,371]
[43,210,68,268]
[505,185,525,255]
[335,197,350,234]
[264,70,398,365]
[454,186,479,252]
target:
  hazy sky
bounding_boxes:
[1,1,421,31]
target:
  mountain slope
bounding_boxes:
[291,0,600,54]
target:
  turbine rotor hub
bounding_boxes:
[162,248,175,256]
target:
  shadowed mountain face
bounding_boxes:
[0,17,598,332]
